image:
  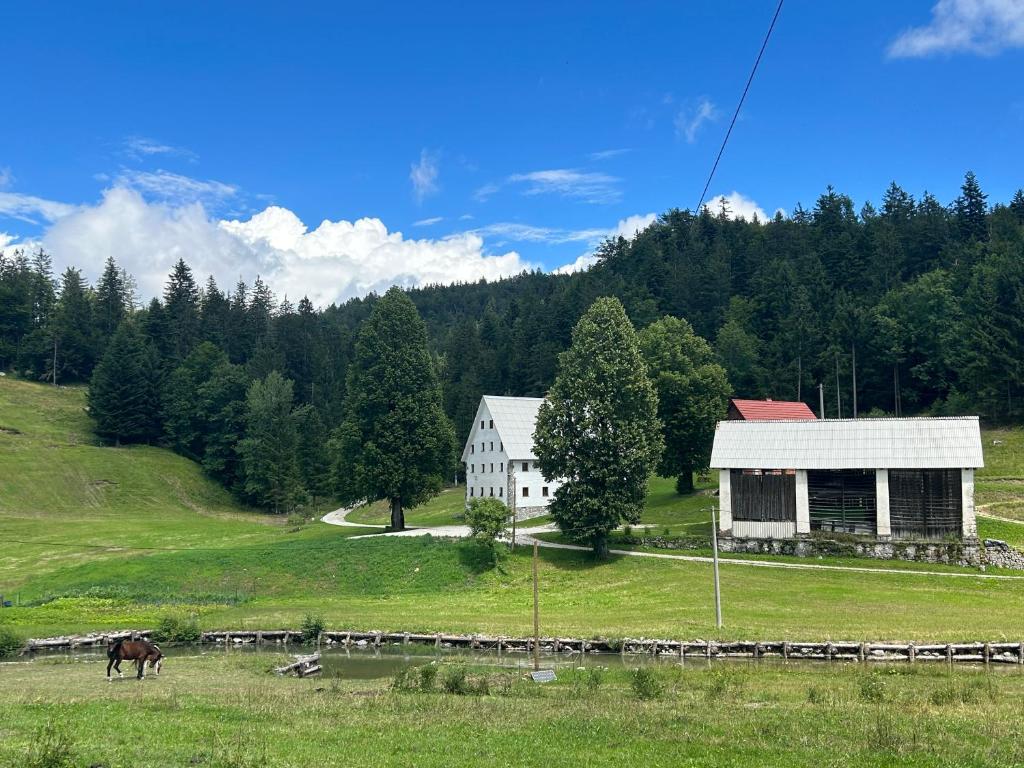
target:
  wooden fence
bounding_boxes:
[22,629,1024,665]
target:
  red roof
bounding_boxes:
[728,398,817,421]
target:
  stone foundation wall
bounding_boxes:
[712,534,1024,570]
[514,506,548,522]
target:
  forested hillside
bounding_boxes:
[1,173,1022,510]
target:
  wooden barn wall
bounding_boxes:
[730,470,796,522]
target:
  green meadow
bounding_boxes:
[1,378,1023,642]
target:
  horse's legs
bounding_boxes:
[137,656,145,680]
[106,656,114,681]
[114,659,123,678]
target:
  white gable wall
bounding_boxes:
[462,396,562,519]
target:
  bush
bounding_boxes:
[300,614,326,644]
[858,673,887,703]
[25,720,76,768]
[442,664,469,694]
[391,666,419,692]
[630,667,663,700]
[465,498,509,553]
[418,664,439,692]
[584,666,604,692]
[0,627,24,658]
[153,614,201,643]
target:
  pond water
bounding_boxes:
[21,643,1023,680]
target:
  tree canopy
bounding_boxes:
[534,297,663,557]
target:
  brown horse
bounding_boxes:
[106,637,163,681]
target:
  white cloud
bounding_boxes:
[414,216,443,226]
[115,169,238,208]
[459,213,474,221]
[554,212,657,274]
[674,99,718,143]
[16,187,531,306]
[472,182,500,202]
[888,0,1024,57]
[588,148,632,161]
[123,136,197,162]
[507,169,621,204]
[0,192,79,224]
[410,149,440,203]
[702,191,781,222]
[0,168,13,189]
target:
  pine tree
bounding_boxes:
[1010,189,1024,224]
[197,361,250,492]
[88,321,160,444]
[94,256,127,349]
[49,267,97,383]
[332,287,455,530]
[163,342,229,459]
[199,275,230,349]
[640,316,731,493]
[534,297,662,557]
[163,259,200,361]
[238,371,303,512]
[293,404,332,510]
[954,171,988,243]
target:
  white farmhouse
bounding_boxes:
[461,396,562,520]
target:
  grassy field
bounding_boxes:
[2,378,1024,642]
[3,653,1024,767]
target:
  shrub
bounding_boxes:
[391,666,419,692]
[153,614,201,643]
[0,627,24,658]
[858,673,887,703]
[25,720,76,768]
[418,664,439,692]
[630,667,663,700]
[442,664,469,695]
[928,677,993,706]
[585,666,604,692]
[300,614,326,644]
[465,498,509,553]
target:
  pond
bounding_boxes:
[21,643,1024,680]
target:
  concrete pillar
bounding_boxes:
[961,468,977,538]
[875,469,891,538]
[718,469,732,531]
[795,470,810,534]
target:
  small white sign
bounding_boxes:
[530,669,556,683]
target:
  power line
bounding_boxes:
[695,0,785,215]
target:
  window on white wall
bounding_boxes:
[490,463,494,473]
[490,441,494,451]
[542,487,549,497]
[489,420,494,429]
[522,462,528,472]
[469,487,474,497]
[499,487,503,497]
[500,462,503,472]
[481,420,485,429]
[522,487,529,498]
[471,464,475,473]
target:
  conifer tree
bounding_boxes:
[534,297,662,557]
[163,342,229,459]
[49,267,97,383]
[88,321,160,444]
[238,371,303,512]
[333,287,455,530]
[293,404,332,510]
[954,171,988,243]
[95,256,127,346]
[163,259,200,361]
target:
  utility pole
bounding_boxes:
[851,343,858,419]
[818,383,825,419]
[710,506,723,629]
[508,466,517,551]
[835,356,842,419]
[532,540,540,671]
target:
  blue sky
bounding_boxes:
[2,1,1022,304]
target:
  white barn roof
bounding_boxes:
[710,417,983,470]
[484,395,544,460]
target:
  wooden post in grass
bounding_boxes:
[710,505,723,629]
[533,539,540,672]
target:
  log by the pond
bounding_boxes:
[275,653,321,677]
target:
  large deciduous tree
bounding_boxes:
[640,316,731,494]
[333,287,455,530]
[534,297,662,557]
